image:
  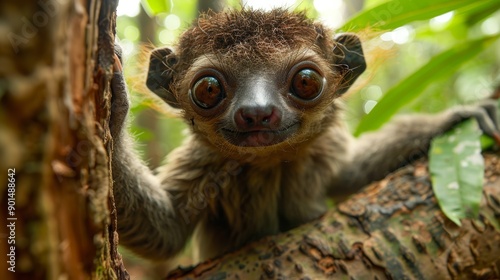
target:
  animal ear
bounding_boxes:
[146,47,181,108]
[332,33,366,94]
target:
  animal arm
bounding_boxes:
[110,69,197,260]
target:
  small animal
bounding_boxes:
[109,8,500,262]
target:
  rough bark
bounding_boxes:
[0,0,126,279]
[167,153,500,280]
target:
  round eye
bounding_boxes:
[290,69,324,100]
[191,76,225,109]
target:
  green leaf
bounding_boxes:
[340,0,495,32]
[354,35,499,136]
[141,0,170,16]
[429,119,485,226]
[457,0,500,26]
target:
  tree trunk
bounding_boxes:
[0,0,126,278]
[167,153,500,280]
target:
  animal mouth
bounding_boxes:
[221,123,299,147]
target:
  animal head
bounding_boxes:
[146,9,365,159]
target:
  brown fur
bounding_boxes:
[179,9,329,61]
[110,8,499,267]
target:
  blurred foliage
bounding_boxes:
[348,0,500,135]
[341,0,499,32]
[115,0,500,161]
[355,34,499,135]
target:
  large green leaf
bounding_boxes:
[340,0,496,32]
[141,0,170,16]
[354,35,499,136]
[429,119,484,226]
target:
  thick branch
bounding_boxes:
[168,152,500,279]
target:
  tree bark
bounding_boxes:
[167,153,500,280]
[0,0,126,278]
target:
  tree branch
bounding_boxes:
[168,152,500,280]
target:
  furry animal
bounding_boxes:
[110,9,500,262]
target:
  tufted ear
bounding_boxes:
[332,33,366,94]
[146,47,181,108]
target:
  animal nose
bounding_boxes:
[234,106,282,130]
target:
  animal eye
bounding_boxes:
[191,76,225,109]
[290,69,324,100]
